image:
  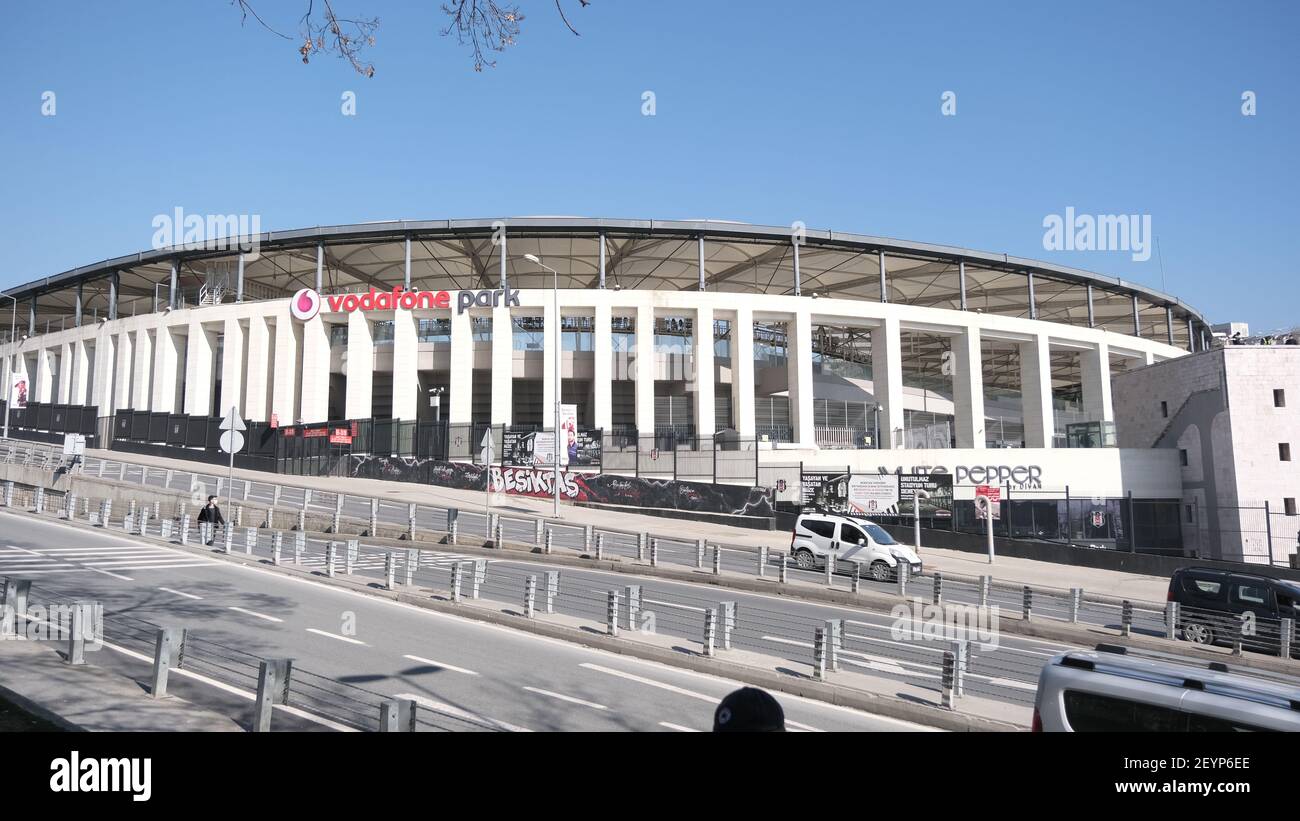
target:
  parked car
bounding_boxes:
[790,511,922,581]
[1033,644,1300,731]
[1166,566,1300,657]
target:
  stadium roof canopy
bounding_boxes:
[3,217,1207,351]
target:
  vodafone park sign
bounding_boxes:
[291,286,521,321]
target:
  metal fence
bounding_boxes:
[7,440,1296,721]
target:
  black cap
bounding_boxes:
[712,687,785,732]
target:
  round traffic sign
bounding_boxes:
[219,430,245,454]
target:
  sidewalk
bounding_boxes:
[0,639,244,732]
[84,445,1171,602]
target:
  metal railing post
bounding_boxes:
[1121,600,1133,636]
[595,532,605,561]
[405,549,418,585]
[346,539,359,574]
[696,538,706,569]
[626,585,641,631]
[524,575,537,618]
[758,545,768,577]
[272,531,283,565]
[1165,601,1178,640]
[812,627,826,680]
[534,518,544,546]
[297,509,306,532]
[294,531,305,563]
[932,571,943,604]
[607,590,620,636]
[544,571,559,614]
[1022,586,1032,621]
[979,576,991,609]
[896,560,909,597]
[649,537,659,567]
[326,542,338,577]
[253,659,292,732]
[245,527,256,555]
[407,503,417,541]
[851,563,861,594]
[472,560,485,599]
[222,523,233,553]
[940,649,956,709]
[1281,617,1294,660]
[385,551,396,590]
[712,545,722,576]
[150,627,182,698]
[583,525,593,554]
[543,527,552,555]
[826,619,842,672]
[369,497,378,536]
[703,608,717,657]
[779,553,788,584]
[450,563,463,602]
[719,601,736,650]
[1070,588,1082,623]
[636,532,646,562]
[66,602,90,666]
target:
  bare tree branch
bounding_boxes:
[232,1,591,75]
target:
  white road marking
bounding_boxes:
[642,598,708,613]
[393,692,531,733]
[158,587,202,600]
[228,606,283,623]
[522,686,607,711]
[785,719,824,732]
[305,627,366,645]
[659,722,700,732]
[401,655,478,676]
[579,663,717,703]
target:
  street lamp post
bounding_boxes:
[524,253,562,518]
[1,294,17,440]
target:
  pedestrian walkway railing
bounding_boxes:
[2,577,499,732]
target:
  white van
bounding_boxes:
[790,512,922,581]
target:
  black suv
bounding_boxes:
[1167,567,1300,657]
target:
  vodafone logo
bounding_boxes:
[290,288,321,321]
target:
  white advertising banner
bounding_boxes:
[846,475,899,515]
[10,376,28,409]
[559,404,578,467]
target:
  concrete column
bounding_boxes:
[34,348,53,402]
[219,318,245,420]
[1079,341,1114,424]
[184,323,214,416]
[732,307,755,437]
[693,305,715,437]
[344,311,373,420]
[271,311,301,424]
[71,338,92,405]
[56,342,73,404]
[132,329,154,409]
[635,303,654,435]
[786,310,814,446]
[298,315,332,423]
[113,331,133,411]
[151,324,182,414]
[952,327,985,448]
[244,315,271,422]
[449,309,472,424]
[92,331,115,412]
[490,304,513,425]
[593,303,612,431]
[391,308,418,421]
[74,283,84,327]
[1019,334,1054,448]
[872,317,904,448]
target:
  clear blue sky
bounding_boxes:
[2,1,1297,329]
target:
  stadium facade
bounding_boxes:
[0,218,1213,548]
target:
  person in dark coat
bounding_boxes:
[197,495,225,545]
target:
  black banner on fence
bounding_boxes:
[350,455,771,516]
[501,428,602,468]
[898,473,954,518]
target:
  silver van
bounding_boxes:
[790,511,922,581]
[1033,645,1300,732]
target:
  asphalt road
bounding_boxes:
[1,511,938,732]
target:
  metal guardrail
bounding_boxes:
[5,438,1296,718]
[2,576,498,733]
